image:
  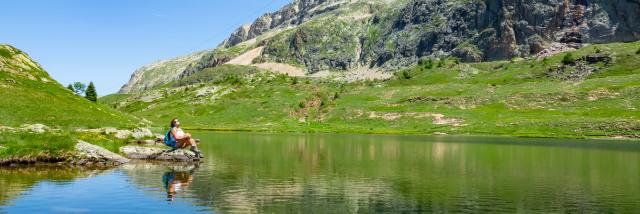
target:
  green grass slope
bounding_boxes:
[0,44,139,129]
[102,42,640,138]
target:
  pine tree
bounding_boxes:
[85,82,97,102]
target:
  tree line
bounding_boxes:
[67,82,97,102]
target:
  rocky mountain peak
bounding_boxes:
[120,0,640,94]
[220,0,351,48]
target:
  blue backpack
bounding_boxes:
[164,129,177,148]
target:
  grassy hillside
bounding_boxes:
[0,44,139,129]
[0,44,142,161]
[102,42,640,138]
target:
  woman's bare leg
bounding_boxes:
[176,136,203,158]
[177,137,192,148]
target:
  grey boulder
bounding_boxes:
[75,141,130,165]
[120,146,200,162]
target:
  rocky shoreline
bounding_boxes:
[0,125,201,167]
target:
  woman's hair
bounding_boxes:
[170,118,178,128]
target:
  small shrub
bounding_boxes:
[401,70,412,79]
[542,57,549,65]
[636,47,640,54]
[224,75,242,85]
[332,92,340,100]
[298,101,306,109]
[595,48,601,54]
[437,58,445,67]
[562,53,576,65]
[366,81,375,87]
[291,77,298,85]
[426,59,434,69]
[419,58,434,69]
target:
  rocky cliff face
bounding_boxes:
[121,0,640,93]
[220,0,342,48]
[363,0,640,67]
[261,0,640,72]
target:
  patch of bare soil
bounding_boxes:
[225,47,264,66]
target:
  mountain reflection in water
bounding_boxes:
[0,132,639,213]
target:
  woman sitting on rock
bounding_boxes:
[167,118,203,158]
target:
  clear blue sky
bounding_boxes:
[0,0,291,95]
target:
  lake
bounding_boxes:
[1,132,639,213]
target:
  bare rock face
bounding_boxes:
[245,0,640,71]
[75,141,130,166]
[120,146,200,162]
[364,0,640,67]
[220,0,336,48]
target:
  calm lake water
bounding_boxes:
[1,132,639,213]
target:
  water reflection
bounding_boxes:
[163,163,199,202]
[187,132,640,213]
[0,165,102,206]
[0,133,639,213]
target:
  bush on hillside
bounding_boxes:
[562,53,576,65]
[418,58,434,69]
[400,70,412,79]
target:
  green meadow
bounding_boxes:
[0,44,140,160]
[101,42,640,139]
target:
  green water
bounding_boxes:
[1,132,640,213]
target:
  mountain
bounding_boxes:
[0,44,139,128]
[119,0,640,93]
[102,42,640,138]
[119,50,209,93]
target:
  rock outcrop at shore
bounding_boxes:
[74,141,130,166]
[120,146,201,162]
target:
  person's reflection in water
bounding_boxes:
[162,163,199,202]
